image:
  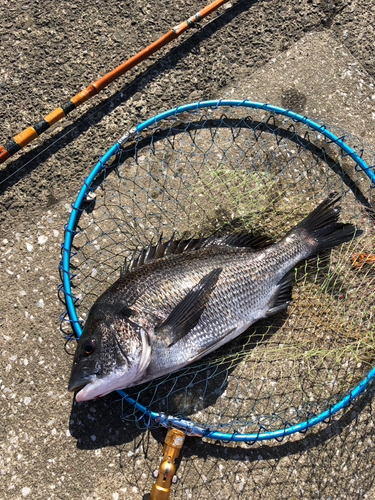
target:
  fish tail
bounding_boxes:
[292,192,363,253]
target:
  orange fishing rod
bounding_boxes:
[0,0,231,165]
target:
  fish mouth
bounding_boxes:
[68,373,121,402]
[68,383,86,393]
[70,365,147,402]
[68,374,98,398]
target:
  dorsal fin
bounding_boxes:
[121,229,274,276]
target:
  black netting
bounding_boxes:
[63,104,375,436]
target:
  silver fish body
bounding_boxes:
[68,194,362,401]
[138,242,298,378]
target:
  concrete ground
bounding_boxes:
[1,0,375,498]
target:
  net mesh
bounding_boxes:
[64,104,375,436]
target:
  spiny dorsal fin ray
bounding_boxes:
[121,227,273,276]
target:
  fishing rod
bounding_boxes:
[0,0,230,165]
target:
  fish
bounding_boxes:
[68,193,362,402]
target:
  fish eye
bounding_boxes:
[82,339,96,356]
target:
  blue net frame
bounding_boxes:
[61,99,375,442]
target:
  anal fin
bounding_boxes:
[266,271,294,316]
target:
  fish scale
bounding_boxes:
[142,239,305,381]
[68,194,363,401]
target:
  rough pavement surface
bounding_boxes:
[1,1,375,499]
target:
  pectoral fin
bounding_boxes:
[155,268,222,347]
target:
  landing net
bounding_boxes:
[60,100,375,441]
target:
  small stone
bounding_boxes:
[26,242,33,252]
[36,299,44,308]
[24,397,31,405]
[22,487,31,497]
[90,435,96,441]
[38,235,48,245]
[21,5,29,10]
[91,268,98,278]
[53,229,59,237]
[112,28,126,43]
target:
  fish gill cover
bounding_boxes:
[61,102,375,438]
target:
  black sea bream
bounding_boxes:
[68,194,362,401]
